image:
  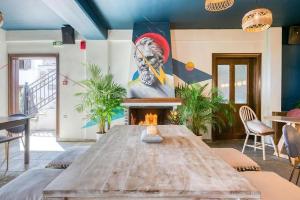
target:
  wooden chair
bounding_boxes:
[0,113,26,171]
[282,125,300,184]
[0,136,22,171]
[240,106,278,160]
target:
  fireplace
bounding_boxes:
[129,107,172,125]
[122,98,182,125]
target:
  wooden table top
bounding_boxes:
[43,125,260,199]
[0,116,30,124]
[264,116,300,124]
[0,116,30,130]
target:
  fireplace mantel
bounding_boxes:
[122,98,182,107]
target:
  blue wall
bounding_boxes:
[282,27,300,111]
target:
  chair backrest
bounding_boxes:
[282,125,300,158]
[239,106,258,134]
[6,113,27,134]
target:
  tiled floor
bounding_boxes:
[0,132,93,187]
[206,139,296,183]
[0,133,298,188]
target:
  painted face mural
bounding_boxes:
[134,37,164,86]
[128,23,175,98]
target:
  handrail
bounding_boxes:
[23,70,57,116]
[28,70,56,88]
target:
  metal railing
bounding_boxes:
[24,70,57,116]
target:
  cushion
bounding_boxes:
[242,171,300,200]
[246,119,274,135]
[287,109,300,118]
[46,146,88,169]
[212,148,261,172]
[0,168,63,200]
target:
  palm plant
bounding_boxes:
[175,84,235,136]
[75,64,126,134]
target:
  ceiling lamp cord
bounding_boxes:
[0,12,3,28]
[242,0,273,32]
[205,0,234,12]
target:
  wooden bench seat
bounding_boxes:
[212,148,261,171]
[0,168,63,200]
[242,171,300,200]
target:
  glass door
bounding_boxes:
[213,56,258,140]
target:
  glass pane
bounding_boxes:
[217,65,230,102]
[235,65,247,104]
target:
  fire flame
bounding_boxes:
[139,113,158,125]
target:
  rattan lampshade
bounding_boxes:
[242,8,273,32]
[0,12,3,27]
[205,0,234,12]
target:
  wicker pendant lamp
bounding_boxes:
[0,12,3,28]
[242,8,273,32]
[205,0,234,12]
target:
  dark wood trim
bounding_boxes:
[123,98,182,104]
[8,53,60,139]
[212,53,262,140]
[212,53,262,117]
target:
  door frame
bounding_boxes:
[212,53,262,140]
[8,53,60,139]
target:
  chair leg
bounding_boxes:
[242,133,250,154]
[262,136,266,160]
[290,166,296,181]
[254,135,257,152]
[271,136,279,157]
[21,137,25,148]
[5,142,9,172]
[296,169,300,185]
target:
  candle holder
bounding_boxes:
[141,125,163,143]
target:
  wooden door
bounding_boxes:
[212,54,261,140]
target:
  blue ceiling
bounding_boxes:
[1,0,300,38]
[0,0,66,30]
[88,0,300,29]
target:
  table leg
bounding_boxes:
[24,119,30,167]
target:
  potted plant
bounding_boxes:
[175,83,235,136]
[75,64,126,136]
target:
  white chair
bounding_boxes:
[240,106,278,160]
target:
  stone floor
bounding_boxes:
[0,132,93,187]
[0,133,298,188]
[206,139,296,184]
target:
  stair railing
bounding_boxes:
[23,70,57,116]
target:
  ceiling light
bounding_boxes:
[242,8,273,32]
[205,0,234,12]
[0,12,3,28]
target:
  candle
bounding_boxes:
[147,125,158,135]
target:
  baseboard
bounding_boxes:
[56,138,96,142]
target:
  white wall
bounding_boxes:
[6,30,108,141]
[0,29,7,135]
[3,28,282,140]
[106,29,282,139]
[0,29,7,115]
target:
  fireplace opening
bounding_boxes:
[129,107,172,125]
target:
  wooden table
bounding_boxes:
[264,116,300,158]
[43,125,260,200]
[0,116,30,165]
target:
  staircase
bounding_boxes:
[23,70,57,116]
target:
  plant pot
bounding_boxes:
[96,132,103,141]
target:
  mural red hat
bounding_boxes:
[135,32,170,63]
